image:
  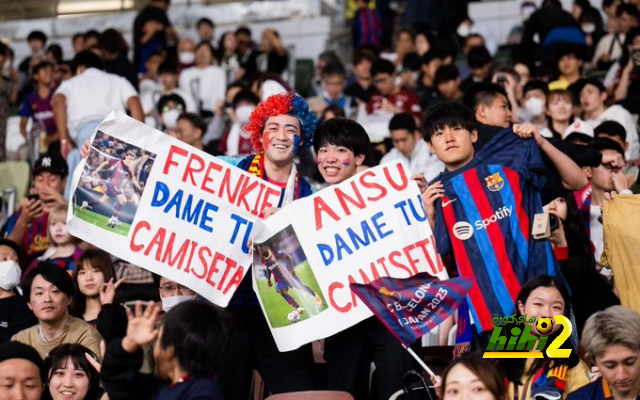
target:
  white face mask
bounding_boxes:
[0,260,21,291]
[582,24,596,34]
[179,51,195,65]
[457,23,471,38]
[525,97,546,117]
[162,295,197,313]
[235,105,255,124]
[162,109,181,129]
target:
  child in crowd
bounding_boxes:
[71,248,127,342]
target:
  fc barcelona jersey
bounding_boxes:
[434,128,560,332]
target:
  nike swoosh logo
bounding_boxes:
[442,198,458,207]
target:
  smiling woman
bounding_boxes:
[44,344,101,400]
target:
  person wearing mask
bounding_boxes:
[177,38,196,74]
[520,80,549,130]
[218,90,260,157]
[12,263,102,359]
[0,341,45,400]
[156,93,187,134]
[1,155,68,260]
[178,41,226,118]
[156,275,198,314]
[0,239,37,344]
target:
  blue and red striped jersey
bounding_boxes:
[434,128,560,332]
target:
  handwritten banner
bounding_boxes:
[251,160,448,351]
[67,111,280,307]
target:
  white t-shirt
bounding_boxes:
[55,68,138,141]
[380,139,444,182]
[178,65,226,113]
[585,105,640,161]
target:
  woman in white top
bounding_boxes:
[179,41,226,117]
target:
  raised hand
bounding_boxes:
[100,278,126,305]
[122,301,161,353]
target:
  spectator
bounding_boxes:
[461,45,493,91]
[156,62,196,113]
[156,93,186,134]
[202,81,245,153]
[367,58,421,118]
[0,41,17,162]
[344,50,375,103]
[83,30,100,50]
[179,41,226,117]
[388,27,417,70]
[492,67,523,122]
[1,154,68,260]
[521,80,549,130]
[12,263,102,359]
[540,89,575,139]
[414,31,433,57]
[53,50,143,198]
[0,341,45,400]
[218,31,241,84]
[45,44,63,66]
[463,82,512,129]
[258,29,289,77]
[98,28,138,88]
[307,63,354,118]
[549,44,585,90]
[0,239,37,344]
[435,64,464,102]
[320,104,346,122]
[577,78,639,160]
[174,113,208,151]
[415,51,443,109]
[592,3,638,70]
[236,26,260,82]
[196,17,216,48]
[313,50,343,95]
[218,90,259,157]
[611,27,640,114]
[71,249,127,343]
[132,0,176,74]
[72,33,85,54]
[18,31,47,78]
[101,300,231,400]
[44,343,101,400]
[52,61,73,88]
[18,61,58,158]
[177,38,196,73]
[594,120,638,186]
[352,0,382,48]
[568,307,640,400]
[439,357,507,400]
[380,113,444,181]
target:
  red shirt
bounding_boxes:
[367,89,421,118]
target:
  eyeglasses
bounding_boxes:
[159,284,195,295]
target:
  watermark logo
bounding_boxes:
[482,314,572,359]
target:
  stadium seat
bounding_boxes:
[0,161,30,210]
[294,58,315,98]
[266,391,354,400]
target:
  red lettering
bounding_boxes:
[328,281,351,313]
[347,275,359,308]
[383,162,408,191]
[130,221,150,252]
[201,161,223,195]
[335,181,366,217]
[193,247,211,279]
[402,244,420,275]
[161,233,190,270]
[314,197,340,230]
[259,187,281,216]
[223,265,244,295]
[219,170,244,203]
[164,145,188,176]
[182,153,205,186]
[376,256,391,277]
[359,170,387,201]
[205,252,225,287]
[414,238,438,275]
[184,241,198,274]
[144,227,166,261]
[251,183,266,216]
[389,250,412,275]
[236,178,259,213]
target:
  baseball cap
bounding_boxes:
[563,119,594,139]
[32,154,69,179]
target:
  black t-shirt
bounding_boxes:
[267,51,289,76]
[0,295,37,344]
[132,5,171,63]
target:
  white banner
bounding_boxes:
[67,111,280,307]
[251,160,448,351]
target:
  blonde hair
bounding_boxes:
[582,306,640,360]
[47,205,79,245]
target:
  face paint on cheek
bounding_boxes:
[262,132,271,150]
[342,160,351,166]
[316,157,324,166]
[292,135,301,155]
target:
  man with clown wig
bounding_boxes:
[217,92,320,399]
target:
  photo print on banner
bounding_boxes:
[72,131,156,236]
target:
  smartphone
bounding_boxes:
[27,194,40,202]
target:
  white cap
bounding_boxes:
[563,119,594,139]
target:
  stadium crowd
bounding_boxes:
[0,0,640,399]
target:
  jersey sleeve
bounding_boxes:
[477,128,547,191]
[18,96,32,117]
[434,204,452,257]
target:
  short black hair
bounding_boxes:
[28,30,47,44]
[418,50,443,67]
[594,120,626,142]
[321,62,346,78]
[157,94,186,114]
[434,64,459,85]
[313,118,370,157]
[389,113,417,132]
[232,89,260,109]
[463,82,508,113]
[72,50,104,72]
[593,138,625,158]
[157,62,178,75]
[0,239,22,264]
[23,263,74,301]
[32,61,53,76]
[371,58,395,77]
[177,112,208,135]
[616,3,639,18]
[46,44,63,64]
[467,45,492,69]
[523,79,549,96]
[84,30,100,41]
[160,300,231,377]
[235,26,252,37]
[196,17,215,29]
[422,101,477,143]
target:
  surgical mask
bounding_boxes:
[235,105,255,124]
[456,23,470,38]
[162,295,198,313]
[162,109,181,129]
[582,24,596,34]
[0,260,21,291]
[525,97,546,117]
[179,51,195,65]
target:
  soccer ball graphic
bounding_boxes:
[107,218,118,228]
[287,311,301,323]
[536,317,554,336]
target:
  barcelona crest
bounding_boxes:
[485,172,504,192]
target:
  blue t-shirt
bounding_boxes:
[434,128,560,332]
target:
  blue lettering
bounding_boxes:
[198,203,218,233]
[317,244,334,266]
[151,181,170,207]
[372,212,393,238]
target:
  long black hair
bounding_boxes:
[554,192,595,268]
[495,275,578,384]
[43,344,101,400]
